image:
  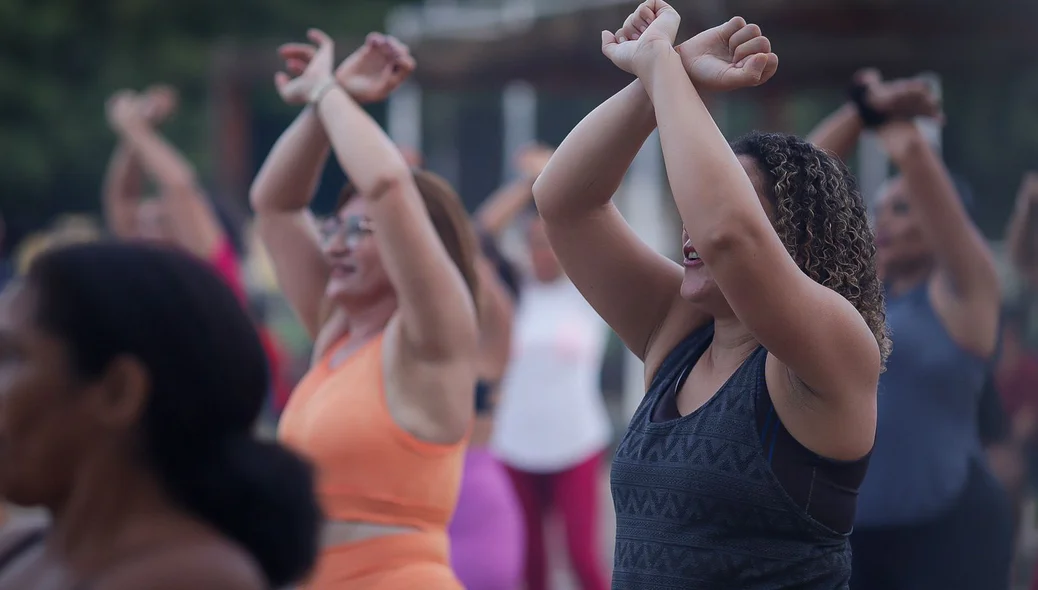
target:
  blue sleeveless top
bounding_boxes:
[855,283,988,527]
[611,324,851,590]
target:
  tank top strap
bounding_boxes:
[0,528,44,573]
[645,322,716,403]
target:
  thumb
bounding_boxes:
[601,30,618,58]
[742,53,768,81]
[274,72,291,93]
[307,28,334,57]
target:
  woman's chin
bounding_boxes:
[679,274,717,305]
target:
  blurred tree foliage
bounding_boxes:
[0,0,414,237]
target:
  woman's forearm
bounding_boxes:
[642,50,763,244]
[805,103,863,161]
[316,87,410,193]
[250,107,331,213]
[1007,197,1038,272]
[102,143,145,238]
[119,122,198,192]
[532,81,656,222]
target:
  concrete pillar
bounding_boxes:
[386,81,423,154]
[501,80,538,180]
[497,80,539,262]
[858,133,888,210]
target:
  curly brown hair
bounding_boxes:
[731,131,891,365]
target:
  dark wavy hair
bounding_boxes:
[27,241,320,587]
[731,132,891,365]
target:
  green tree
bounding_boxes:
[0,0,412,230]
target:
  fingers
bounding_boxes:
[383,35,416,74]
[307,28,333,48]
[854,68,882,86]
[274,71,291,91]
[728,22,761,54]
[732,35,771,64]
[649,0,674,13]
[621,2,656,40]
[740,53,769,85]
[714,16,747,41]
[730,53,778,87]
[759,53,779,85]
[366,32,386,47]
[601,29,619,57]
[286,58,308,76]
[279,43,316,61]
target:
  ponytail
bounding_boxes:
[150,434,321,588]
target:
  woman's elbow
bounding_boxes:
[531,175,572,222]
[697,215,766,260]
[365,168,413,202]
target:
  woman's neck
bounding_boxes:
[50,451,185,570]
[709,315,759,365]
[882,261,933,297]
[341,294,398,341]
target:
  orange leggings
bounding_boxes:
[302,532,462,590]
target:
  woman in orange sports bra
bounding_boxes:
[250,29,480,589]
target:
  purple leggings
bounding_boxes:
[448,448,525,590]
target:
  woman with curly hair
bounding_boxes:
[810,70,1012,590]
[534,2,886,588]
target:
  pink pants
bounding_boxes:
[505,452,608,590]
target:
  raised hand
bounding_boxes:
[858,70,943,121]
[106,90,145,133]
[139,84,179,125]
[676,17,778,91]
[337,33,415,104]
[274,29,336,105]
[601,0,681,76]
[277,32,415,105]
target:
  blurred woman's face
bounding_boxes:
[526,217,562,283]
[0,286,97,508]
[873,178,932,276]
[321,198,393,305]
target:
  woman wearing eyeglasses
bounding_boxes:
[250,30,478,589]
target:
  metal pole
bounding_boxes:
[501,80,538,180]
[386,81,423,154]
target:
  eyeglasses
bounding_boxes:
[319,215,374,248]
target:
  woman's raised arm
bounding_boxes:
[612,1,878,420]
[284,29,477,360]
[105,92,224,260]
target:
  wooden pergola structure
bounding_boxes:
[208,0,1038,222]
[389,0,1038,93]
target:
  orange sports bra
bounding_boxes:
[277,333,466,531]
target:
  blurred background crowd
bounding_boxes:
[3,0,1038,588]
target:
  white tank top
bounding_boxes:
[491,277,612,472]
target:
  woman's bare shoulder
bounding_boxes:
[98,539,265,590]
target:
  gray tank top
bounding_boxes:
[855,283,989,527]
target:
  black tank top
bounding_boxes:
[610,323,852,590]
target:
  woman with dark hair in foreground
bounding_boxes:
[0,242,320,589]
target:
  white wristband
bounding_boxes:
[308,77,338,106]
